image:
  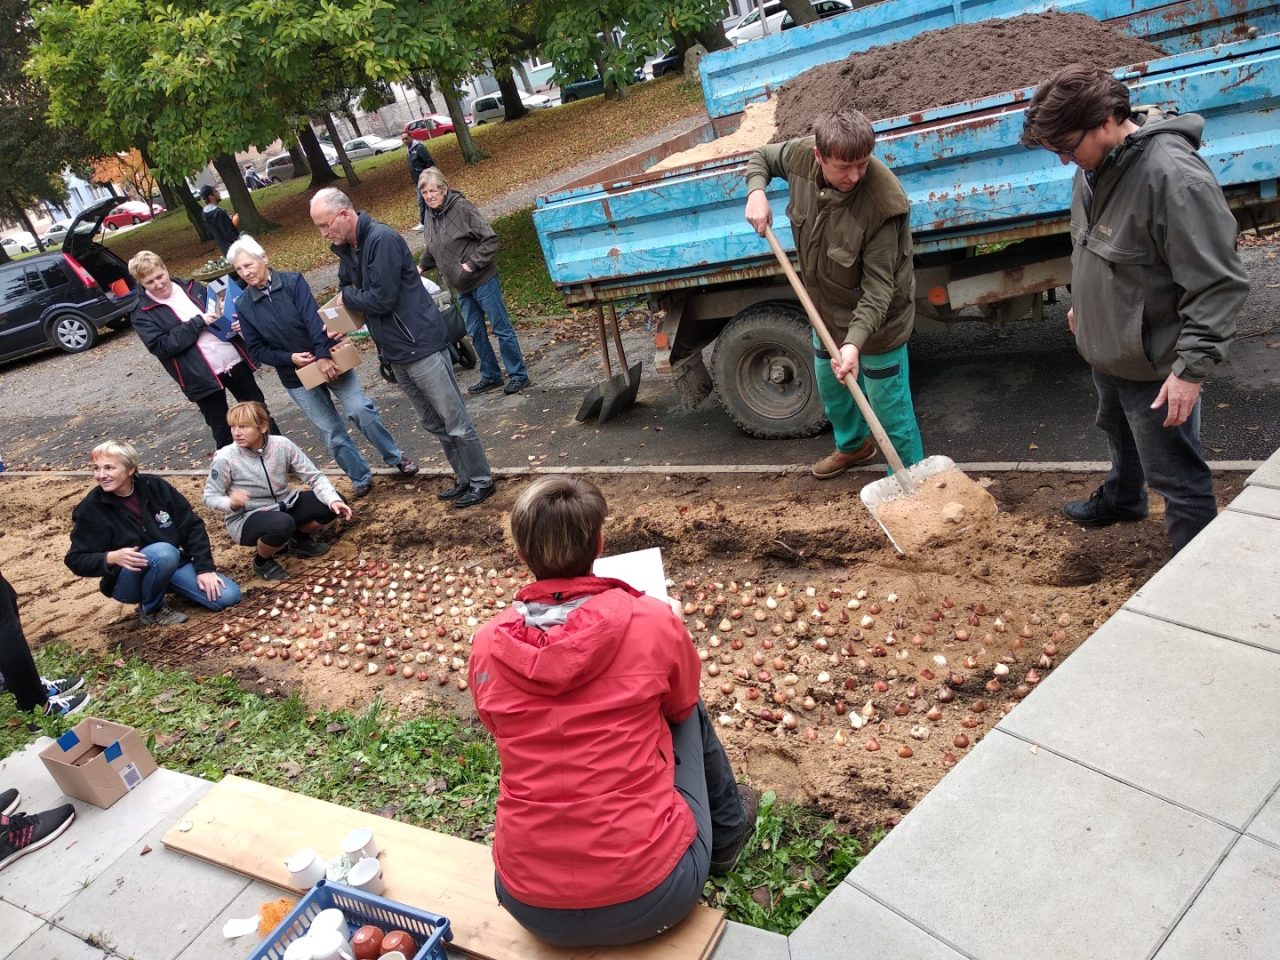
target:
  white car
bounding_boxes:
[470,91,555,125]
[341,135,404,160]
[726,0,852,44]
[264,144,339,181]
[1,233,37,256]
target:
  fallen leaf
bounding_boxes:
[278,761,302,779]
[1028,443,1039,450]
[140,844,152,855]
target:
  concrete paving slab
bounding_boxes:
[0,768,206,918]
[0,739,66,818]
[708,919,790,960]
[1125,511,1280,652]
[1244,785,1280,848]
[0,920,109,960]
[849,730,1235,960]
[55,783,252,960]
[1153,836,1280,960]
[1226,484,1280,519]
[999,609,1280,828]
[0,901,45,955]
[1245,450,1280,490]
[143,877,273,960]
[788,882,965,960]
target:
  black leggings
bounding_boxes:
[194,361,280,450]
[0,572,46,713]
[238,492,335,547]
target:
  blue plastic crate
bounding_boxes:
[248,880,452,960]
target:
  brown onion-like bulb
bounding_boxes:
[897,744,913,758]
[953,733,970,749]
[865,737,880,752]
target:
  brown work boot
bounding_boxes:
[811,439,877,479]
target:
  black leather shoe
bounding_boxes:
[1063,486,1148,526]
[436,480,469,501]
[454,484,495,508]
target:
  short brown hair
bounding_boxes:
[1020,63,1131,149]
[813,109,875,161]
[128,250,166,281]
[226,400,270,431]
[509,477,608,579]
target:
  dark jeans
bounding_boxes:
[194,361,279,449]
[0,572,46,713]
[1092,369,1217,554]
[495,701,748,947]
[239,492,336,547]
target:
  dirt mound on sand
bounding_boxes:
[771,12,1165,141]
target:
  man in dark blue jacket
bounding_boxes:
[403,133,436,229]
[228,234,418,499]
[309,187,494,508]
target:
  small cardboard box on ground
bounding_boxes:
[297,340,362,389]
[39,717,158,808]
[319,296,364,335]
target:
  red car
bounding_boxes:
[102,200,164,230]
[403,114,456,141]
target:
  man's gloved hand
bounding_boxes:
[378,357,397,383]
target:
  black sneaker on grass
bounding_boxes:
[254,556,289,581]
[709,783,760,876]
[42,675,84,698]
[0,789,17,817]
[44,690,89,717]
[0,805,76,872]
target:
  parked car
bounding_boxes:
[41,219,95,248]
[650,48,682,78]
[469,92,555,125]
[102,200,164,230]
[341,135,405,160]
[726,0,851,44]
[560,68,646,103]
[1,233,37,256]
[264,144,339,181]
[403,114,457,141]
[0,196,139,363]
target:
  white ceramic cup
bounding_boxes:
[378,952,408,960]
[307,928,354,960]
[284,847,326,888]
[282,938,314,960]
[347,856,385,895]
[341,826,379,861]
[309,907,350,939]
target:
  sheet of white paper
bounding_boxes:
[222,916,260,939]
[592,547,667,601]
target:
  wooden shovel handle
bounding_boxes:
[606,303,629,368]
[763,226,912,486]
[594,304,613,379]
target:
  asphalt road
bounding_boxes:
[1,242,1276,476]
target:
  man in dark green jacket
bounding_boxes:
[744,108,924,479]
[1021,64,1249,554]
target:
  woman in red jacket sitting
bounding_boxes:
[468,477,757,946]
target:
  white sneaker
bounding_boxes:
[411,223,424,231]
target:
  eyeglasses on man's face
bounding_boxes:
[1048,129,1089,163]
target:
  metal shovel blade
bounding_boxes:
[859,455,961,555]
[575,384,606,422]
[596,362,642,423]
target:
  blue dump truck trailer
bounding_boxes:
[533,0,1280,438]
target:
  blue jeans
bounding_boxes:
[391,350,492,488]
[1092,369,1217,554]
[110,543,242,613]
[458,274,527,384]
[285,370,403,486]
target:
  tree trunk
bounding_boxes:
[139,142,208,241]
[410,72,438,114]
[289,134,311,179]
[300,125,338,190]
[212,152,276,235]
[779,0,818,26]
[514,61,533,93]
[15,205,44,252]
[497,69,529,122]
[342,108,363,138]
[321,112,360,187]
[694,20,733,52]
[440,80,487,163]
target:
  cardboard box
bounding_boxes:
[40,717,158,808]
[318,296,364,335]
[297,339,362,389]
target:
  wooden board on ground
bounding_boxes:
[162,775,725,960]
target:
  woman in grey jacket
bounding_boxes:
[417,167,529,395]
[203,402,352,581]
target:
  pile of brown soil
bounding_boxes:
[771,12,1165,141]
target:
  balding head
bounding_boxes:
[310,187,357,245]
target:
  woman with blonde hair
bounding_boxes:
[66,440,241,626]
[204,402,352,581]
[128,249,277,450]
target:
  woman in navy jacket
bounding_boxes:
[127,250,277,450]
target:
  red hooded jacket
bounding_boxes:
[468,576,701,909]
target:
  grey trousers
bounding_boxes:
[495,701,747,946]
[391,350,492,488]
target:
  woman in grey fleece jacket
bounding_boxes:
[203,401,352,581]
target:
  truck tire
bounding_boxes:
[711,302,828,439]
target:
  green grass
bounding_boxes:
[491,209,566,320]
[5,642,875,933]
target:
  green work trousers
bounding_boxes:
[814,338,924,472]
